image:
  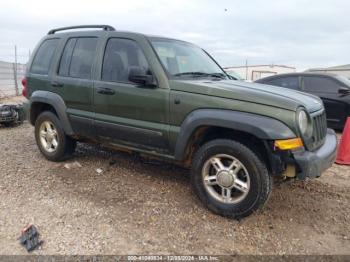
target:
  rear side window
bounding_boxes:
[58,37,98,79]
[31,39,59,75]
[303,76,340,93]
[266,76,299,90]
[102,38,150,83]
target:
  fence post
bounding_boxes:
[13,63,19,96]
[13,45,19,96]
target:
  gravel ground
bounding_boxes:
[0,97,349,255]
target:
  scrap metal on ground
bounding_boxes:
[0,103,25,126]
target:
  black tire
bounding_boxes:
[191,139,272,219]
[35,111,76,162]
[2,122,14,127]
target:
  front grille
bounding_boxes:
[0,116,15,122]
[308,110,327,151]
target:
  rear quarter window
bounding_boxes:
[30,39,59,75]
[265,76,299,90]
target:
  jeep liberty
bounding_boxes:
[23,25,337,218]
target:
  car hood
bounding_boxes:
[170,79,323,112]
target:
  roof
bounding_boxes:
[256,72,340,82]
[308,64,350,71]
[224,64,296,69]
[45,25,188,43]
[326,64,350,70]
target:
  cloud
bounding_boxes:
[0,0,349,70]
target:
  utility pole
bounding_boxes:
[13,45,19,95]
[245,59,248,80]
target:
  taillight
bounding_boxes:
[21,78,27,97]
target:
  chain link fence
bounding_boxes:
[0,61,26,98]
[0,44,30,98]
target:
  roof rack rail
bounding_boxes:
[47,25,116,35]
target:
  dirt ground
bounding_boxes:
[0,96,349,255]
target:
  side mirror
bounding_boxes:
[128,66,155,87]
[338,87,350,96]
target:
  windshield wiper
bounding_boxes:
[174,72,208,77]
[207,73,227,79]
[173,72,227,79]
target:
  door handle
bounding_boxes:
[51,81,64,88]
[96,87,115,95]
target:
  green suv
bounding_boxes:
[23,25,337,218]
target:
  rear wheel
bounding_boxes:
[191,139,272,219]
[35,111,76,161]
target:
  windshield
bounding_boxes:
[150,38,227,79]
[226,70,244,80]
[336,75,350,87]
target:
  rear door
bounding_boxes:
[93,37,170,152]
[51,37,99,137]
[302,76,348,128]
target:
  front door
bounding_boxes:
[302,76,348,128]
[93,37,170,152]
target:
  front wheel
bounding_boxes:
[191,139,272,219]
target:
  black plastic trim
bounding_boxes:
[29,91,74,135]
[48,25,115,35]
[174,109,296,161]
[69,115,94,138]
[293,129,337,179]
[95,120,168,149]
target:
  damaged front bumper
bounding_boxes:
[0,107,17,123]
[0,104,26,124]
[292,129,337,179]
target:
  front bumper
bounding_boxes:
[292,129,337,179]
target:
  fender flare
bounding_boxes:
[174,109,296,161]
[29,90,74,135]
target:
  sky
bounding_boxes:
[0,0,349,70]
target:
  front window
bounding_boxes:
[102,38,150,83]
[303,76,339,93]
[150,38,227,79]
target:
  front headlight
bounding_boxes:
[297,109,312,137]
[298,110,308,134]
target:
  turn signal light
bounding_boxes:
[274,138,304,150]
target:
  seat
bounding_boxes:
[166,57,179,75]
[102,52,128,82]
